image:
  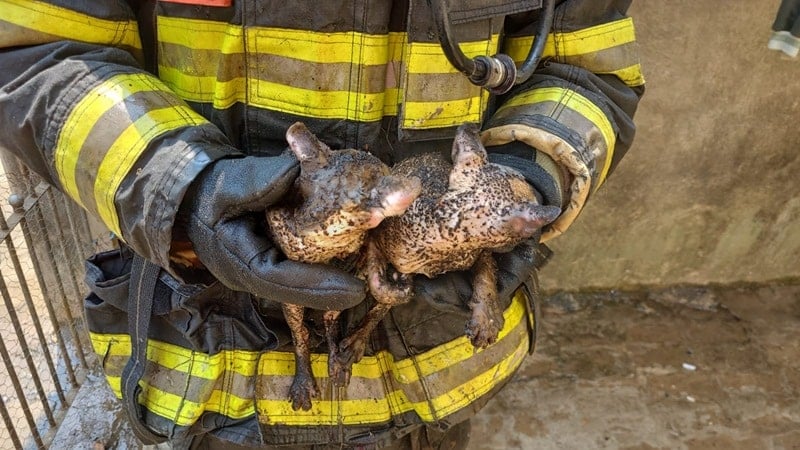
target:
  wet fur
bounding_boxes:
[268,123,558,408]
[266,122,420,410]
[333,124,560,375]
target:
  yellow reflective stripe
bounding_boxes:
[251,80,387,121]
[402,97,483,129]
[99,376,256,421]
[158,17,404,118]
[55,73,160,208]
[402,35,498,129]
[427,337,527,418]
[246,26,391,65]
[257,295,527,425]
[383,32,406,116]
[95,105,207,236]
[100,348,527,426]
[157,66,246,110]
[505,17,635,58]
[158,57,398,115]
[392,296,525,382]
[92,336,261,379]
[157,16,243,53]
[89,294,528,427]
[554,17,636,54]
[142,380,256,421]
[505,17,644,87]
[104,375,122,397]
[257,338,528,425]
[247,26,391,120]
[406,38,499,74]
[156,16,489,123]
[255,350,385,379]
[613,63,646,87]
[1,0,141,49]
[503,86,616,184]
[254,297,526,382]
[383,87,401,116]
[90,293,526,382]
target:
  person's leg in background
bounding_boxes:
[768,0,800,57]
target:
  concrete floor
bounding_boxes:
[51,281,800,449]
[469,282,800,450]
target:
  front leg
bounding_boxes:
[282,303,318,411]
[465,251,505,348]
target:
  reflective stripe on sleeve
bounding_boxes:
[0,0,141,51]
[494,86,616,188]
[54,73,208,237]
[504,17,645,88]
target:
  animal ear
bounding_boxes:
[366,175,422,228]
[451,123,487,170]
[285,122,330,168]
[507,204,561,238]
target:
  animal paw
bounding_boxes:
[289,373,319,411]
[465,301,505,349]
[328,348,352,387]
[369,268,414,305]
[336,334,368,373]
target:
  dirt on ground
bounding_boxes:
[468,282,800,450]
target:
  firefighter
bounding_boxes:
[0,1,644,448]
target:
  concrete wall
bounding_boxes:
[540,0,800,292]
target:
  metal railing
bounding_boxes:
[0,156,105,449]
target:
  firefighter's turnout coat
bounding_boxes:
[0,0,643,447]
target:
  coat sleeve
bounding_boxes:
[483,0,645,242]
[0,0,236,271]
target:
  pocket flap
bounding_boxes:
[449,0,542,25]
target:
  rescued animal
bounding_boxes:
[332,124,561,377]
[265,122,421,411]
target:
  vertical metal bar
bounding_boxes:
[0,327,44,449]
[0,270,57,427]
[0,393,24,450]
[9,195,79,387]
[26,195,89,370]
[0,209,67,405]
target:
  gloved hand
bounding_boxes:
[413,237,551,316]
[179,154,366,310]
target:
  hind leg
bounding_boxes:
[282,303,319,411]
[465,251,505,348]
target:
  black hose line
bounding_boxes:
[429,0,556,95]
[429,0,476,77]
[516,0,555,84]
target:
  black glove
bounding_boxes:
[487,149,563,208]
[413,237,551,316]
[180,155,366,310]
